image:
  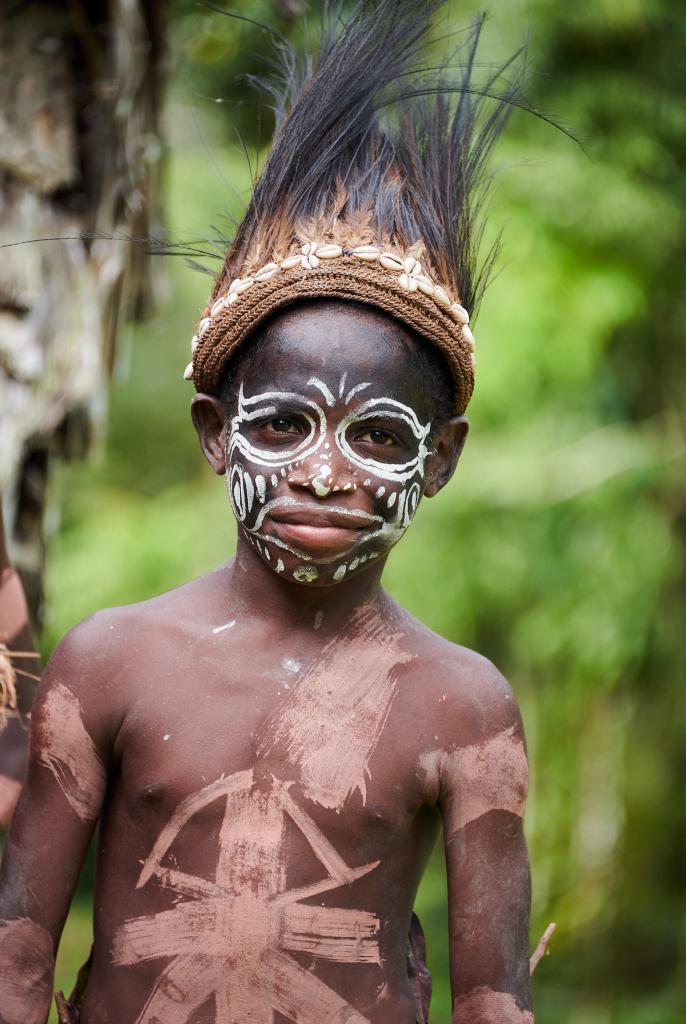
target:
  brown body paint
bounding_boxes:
[453,986,534,1023]
[422,724,528,837]
[260,615,410,809]
[0,917,54,1024]
[36,682,105,821]
[114,771,380,1023]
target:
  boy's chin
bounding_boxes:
[244,536,385,586]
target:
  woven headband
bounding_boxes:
[185,240,476,415]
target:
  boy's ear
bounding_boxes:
[423,415,469,498]
[191,394,228,475]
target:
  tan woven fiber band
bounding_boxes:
[192,258,475,414]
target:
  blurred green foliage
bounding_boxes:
[44,1,685,1021]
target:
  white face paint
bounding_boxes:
[226,375,432,584]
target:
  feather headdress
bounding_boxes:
[187,0,530,414]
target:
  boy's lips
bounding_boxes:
[264,502,379,555]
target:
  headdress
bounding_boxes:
[185,0,529,415]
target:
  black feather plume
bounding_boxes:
[212,0,555,320]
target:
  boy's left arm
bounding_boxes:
[437,661,533,1023]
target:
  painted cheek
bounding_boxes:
[227,453,282,531]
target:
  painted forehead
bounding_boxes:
[239,302,430,414]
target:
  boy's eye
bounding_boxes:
[355,428,396,447]
[265,417,302,435]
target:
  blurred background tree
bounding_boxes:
[0,0,164,620]
[1,1,684,1022]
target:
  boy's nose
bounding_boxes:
[287,452,357,497]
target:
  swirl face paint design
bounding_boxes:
[226,376,432,583]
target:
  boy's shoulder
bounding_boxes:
[38,569,225,713]
[397,609,522,748]
[53,567,225,655]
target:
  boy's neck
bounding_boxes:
[224,535,392,637]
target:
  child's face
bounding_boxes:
[196,301,466,585]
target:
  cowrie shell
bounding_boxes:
[301,254,320,269]
[317,244,343,259]
[379,253,403,272]
[415,275,434,295]
[398,273,417,291]
[210,296,226,317]
[227,292,238,305]
[235,277,255,294]
[183,361,194,380]
[198,317,211,338]
[254,262,281,281]
[451,302,470,324]
[403,256,418,274]
[191,335,199,352]
[228,278,243,295]
[352,245,381,261]
[462,324,476,351]
[281,254,303,269]
[301,241,316,256]
[433,285,451,308]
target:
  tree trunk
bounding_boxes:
[0,0,165,626]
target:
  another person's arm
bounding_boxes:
[0,503,40,825]
[0,621,112,1022]
[440,661,533,1023]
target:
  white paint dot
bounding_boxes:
[314,610,324,630]
[283,658,301,674]
[271,474,278,487]
[375,486,385,498]
[276,559,285,573]
[163,734,172,742]
[387,492,397,508]
[333,564,347,581]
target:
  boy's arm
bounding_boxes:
[0,502,40,826]
[437,661,533,1024]
[0,622,112,1024]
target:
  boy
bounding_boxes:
[0,2,539,1021]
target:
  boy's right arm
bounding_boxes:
[0,620,115,1024]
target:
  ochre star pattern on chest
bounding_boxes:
[112,770,380,1023]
